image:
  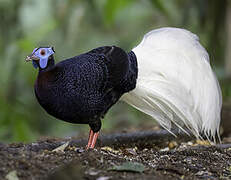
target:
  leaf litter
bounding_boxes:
[0,138,231,179]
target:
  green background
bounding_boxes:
[0,0,228,142]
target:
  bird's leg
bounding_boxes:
[86,129,94,149]
[86,131,100,149]
[89,132,99,149]
[86,120,101,149]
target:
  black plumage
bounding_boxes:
[27,46,138,148]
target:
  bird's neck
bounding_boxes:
[36,56,58,90]
[38,56,55,73]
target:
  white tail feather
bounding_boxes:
[122,27,222,142]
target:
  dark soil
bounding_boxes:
[1,132,231,180]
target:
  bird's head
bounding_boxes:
[25,47,55,69]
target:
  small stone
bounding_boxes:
[160,147,169,152]
[76,148,84,153]
[85,169,100,176]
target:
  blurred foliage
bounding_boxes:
[0,0,229,142]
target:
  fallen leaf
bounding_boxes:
[124,148,137,155]
[101,146,120,154]
[5,170,19,180]
[52,142,69,153]
[96,176,111,180]
[168,141,178,149]
[195,140,211,145]
[108,161,145,173]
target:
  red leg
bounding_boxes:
[86,129,94,149]
[89,132,99,149]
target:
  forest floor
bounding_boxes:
[1,130,231,180]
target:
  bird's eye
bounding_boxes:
[40,49,46,56]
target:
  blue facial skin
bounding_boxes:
[32,47,55,69]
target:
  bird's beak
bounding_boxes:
[25,54,39,62]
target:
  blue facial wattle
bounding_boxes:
[39,57,49,69]
[32,47,55,69]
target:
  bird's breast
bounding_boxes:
[34,70,106,124]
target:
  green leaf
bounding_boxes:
[108,161,145,173]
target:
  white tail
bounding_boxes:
[122,27,222,142]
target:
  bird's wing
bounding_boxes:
[88,46,129,88]
[122,27,222,141]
